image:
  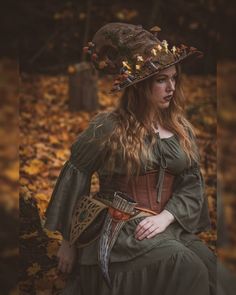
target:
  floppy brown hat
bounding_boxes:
[83,22,202,92]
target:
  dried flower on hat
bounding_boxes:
[150,26,161,37]
[122,61,131,71]
[171,46,177,55]
[88,41,95,47]
[150,26,161,32]
[157,44,162,51]
[151,48,157,56]
[136,55,144,62]
[83,46,89,53]
[91,53,98,61]
[162,40,169,53]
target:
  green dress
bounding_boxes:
[45,112,216,295]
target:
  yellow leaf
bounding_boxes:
[20,177,29,185]
[23,165,40,175]
[23,159,44,175]
[44,92,56,101]
[21,231,38,239]
[44,228,62,240]
[55,149,69,160]
[67,65,76,74]
[27,262,41,276]
[35,193,48,202]
[49,135,59,144]
[28,184,37,191]
[35,104,47,116]
[61,132,69,141]
[46,240,60,258]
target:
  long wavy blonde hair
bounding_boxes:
[101,64,198,177]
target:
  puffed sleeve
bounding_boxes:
[164,163,212,234]
[44,112,114,240]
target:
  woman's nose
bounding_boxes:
[167,79,175,92]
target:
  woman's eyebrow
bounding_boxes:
[156,73,177,78]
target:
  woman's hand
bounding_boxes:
[57,239,77,274]
[135,210,175,240]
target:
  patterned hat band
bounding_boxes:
[83,23,203,92]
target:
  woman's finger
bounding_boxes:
[135,219,151,235]
[136,217,151,228]
[58,258,69,273]
[135,223,151,237]
[59,260,66,273]
[64,262,71,273]
[136,224,157,240]
[57,259,63,272]
[146,227,163,239]
[67,262,73,274]
[64,259,72,274]
[64,263,70,274]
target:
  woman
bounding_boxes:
[44,23,216,295]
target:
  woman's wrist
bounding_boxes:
[161,209,175,224]
[62,239,76,249]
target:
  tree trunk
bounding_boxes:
[148,0,162,28]
[68,61,99,112]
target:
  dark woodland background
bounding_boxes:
[0,0,236,294]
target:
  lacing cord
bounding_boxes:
[155,135,167,203]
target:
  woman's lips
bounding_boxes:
[163,95,172,102]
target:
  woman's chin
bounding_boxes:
[158,101,171,109]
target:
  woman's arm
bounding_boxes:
[164,164,211,233]
[57,239,77,274]
[134,164,211,239]
[44,162,92,241]
[44,112,114,273]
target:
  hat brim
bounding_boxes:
[109,50,203,94]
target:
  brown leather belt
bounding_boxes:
[99,169,175,214]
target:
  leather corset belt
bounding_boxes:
[99,169,175,214]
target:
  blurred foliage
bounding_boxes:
[0,59,18,294]
[217,61,236,275]
[12,0,219,74]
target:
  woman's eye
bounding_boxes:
[171,75,177,81]
[156,79,165,83]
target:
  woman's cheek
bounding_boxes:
[153,84,164,93]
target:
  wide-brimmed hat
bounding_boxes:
[83,22,203,92]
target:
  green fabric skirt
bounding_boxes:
[61,223,216,295]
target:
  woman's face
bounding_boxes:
[149,65,177,109]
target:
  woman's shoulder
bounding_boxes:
[91,110,117,124]
[89,110,117,136]
[70,111,117,164]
